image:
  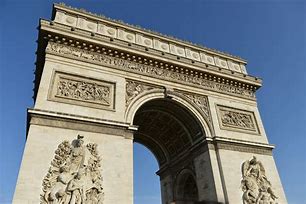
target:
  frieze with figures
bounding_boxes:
[46,42,256,100]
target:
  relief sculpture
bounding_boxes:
[47,42,256,100]
[125,80,155,106]
[241,156,278,204]
[41,135,104,204]
[182,93,211,122]
[221,110,255,130]
[217,105,259,134]
[57,77,111,106]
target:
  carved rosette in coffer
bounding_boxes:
[49,72,115,110]
[216,105,260,134]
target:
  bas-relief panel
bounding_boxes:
[41,135,104,204]
[216,105,260,135]
[48,71,115,110]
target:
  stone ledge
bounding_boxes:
[27,108,137,138]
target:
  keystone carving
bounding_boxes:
[46,42,255,100]
[241,156,278,204]
[41,135,104,204]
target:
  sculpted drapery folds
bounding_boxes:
[41,135,104,204]
[241,156,278,204]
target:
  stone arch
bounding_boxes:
[132,97,206,166]
[125,89,213,138]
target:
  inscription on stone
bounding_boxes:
[217,105,259,134]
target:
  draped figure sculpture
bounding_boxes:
[241,156,278,204]
[41,135,104,204]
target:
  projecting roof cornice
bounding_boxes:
[52,4,250,68]
[34,4,263,101]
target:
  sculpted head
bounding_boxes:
[250,156,257,165]
[76,135,84,147]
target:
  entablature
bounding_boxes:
[34,4,263,102]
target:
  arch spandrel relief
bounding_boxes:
[41,135,104,204]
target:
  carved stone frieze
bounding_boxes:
[241,156,278,204]
[41,135,104,204]
[217,105,259,134]
[57,77,110,105]
[180,92,211,122]
[46,42,256,100]
[125,80,156,106]
[49,72,115,110]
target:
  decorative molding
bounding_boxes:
[216,143,272,156]
[41,135,104,204]
[46,42,256,100]
[49,71,115,110]
[53,3,247,67]
[241,156,278,203]
[216,105,260,134]
[125,80,157,106]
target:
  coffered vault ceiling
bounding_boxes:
[133,99,204,166]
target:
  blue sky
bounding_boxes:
[0,0,305,203]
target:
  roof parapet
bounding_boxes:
[52,3,249,75]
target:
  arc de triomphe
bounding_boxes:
[14,4,287,204]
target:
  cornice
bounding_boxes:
[39,19,262,86]
[34,12,264,102]
[52,3,247,64]
[28,108,138,131]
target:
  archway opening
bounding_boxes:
[133,98,204,204]
[133,143,161,204]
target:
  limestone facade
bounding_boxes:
[14,3,287,204]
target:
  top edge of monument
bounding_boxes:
[52,3,248,66]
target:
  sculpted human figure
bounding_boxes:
[41,136,104,204]
[241,156,278,204]
[67,169,86,204]
[241,176,259,204]
[70,135,85,173]
[47,165,72,203]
